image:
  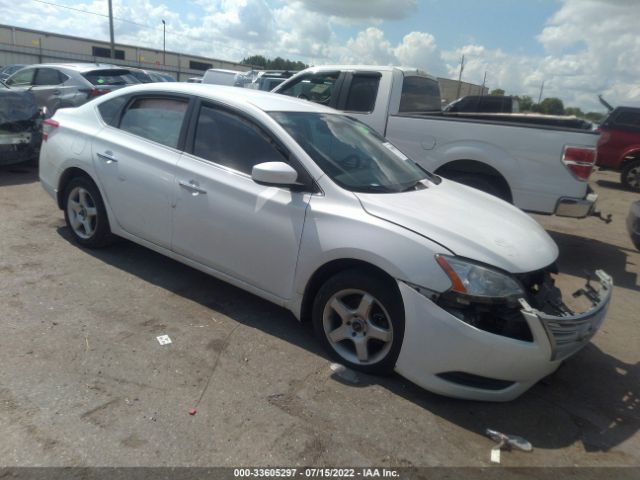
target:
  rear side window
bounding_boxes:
[119,97,188,148]
[345,75,380,113]
[193,104,286,174]
[83,69,138,86]
[97,96,128,126]
[278,72,339,106]
[34,68,66,86]
[613,110,640,130]
[399,76,441,112]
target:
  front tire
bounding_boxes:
[621,159,640,191]
[63,176,113,248]
[312,269,405,375]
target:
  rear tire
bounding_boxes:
[63,176,113,248]
[312,269,405,375]
[621,159,640,191]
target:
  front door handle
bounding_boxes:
[179,180,207,195]
[97,151,118,164]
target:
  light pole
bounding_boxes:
[162,19,166,66]
[108,0,115,60]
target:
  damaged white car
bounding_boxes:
[39,84,612,401]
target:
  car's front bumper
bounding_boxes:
[554,187,598,218]
[394,270,612,401]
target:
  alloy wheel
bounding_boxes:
[322,288,394,365]
[66,186,98,239]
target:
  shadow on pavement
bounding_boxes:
[548,230,639,292]
[596,179,634,193]
[0,164,38,187]
[56,227,640,453]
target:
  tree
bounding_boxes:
[241,55,307,71]
[565,106,585,117]
[490,88,505,96]
[585,111,605,123]
[517,95,534,111]
[538,97,565,115]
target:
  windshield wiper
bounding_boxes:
[399,179,429,192]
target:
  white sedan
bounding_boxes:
[39,83,612,401]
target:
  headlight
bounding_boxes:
[436,254,524,300]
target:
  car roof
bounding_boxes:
[299,64,435,79]
[108,83,339,114]
[29,63,127,72]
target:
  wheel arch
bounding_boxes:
[299,258,399,323]
[56,166,96,209]
[435,159,513,203]
[620,149,640,168]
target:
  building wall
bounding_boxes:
[0,24,251,81]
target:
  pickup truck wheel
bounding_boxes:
[312,269,404,375]
[621,160,640,191]
[63,177,113,248]
[445,172,508,201]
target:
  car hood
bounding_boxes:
[355,179,558,273]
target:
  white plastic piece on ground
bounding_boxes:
[329,363,360,384]
[156,335,172,345]
[491,447,501,464]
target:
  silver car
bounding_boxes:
[5,63,139,114]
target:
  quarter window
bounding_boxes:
[97,95,129,126]
[193,105,286,175]
[119,97,188,148]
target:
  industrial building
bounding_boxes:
[0,23,250,81]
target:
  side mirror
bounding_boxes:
[251,161,299,187]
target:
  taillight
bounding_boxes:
[42,118,59,141]
[88,88,108,98]
[562,145,596,181]
[597,131,611,147]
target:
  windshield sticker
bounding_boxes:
[382,142,409,161]
[97,78,105,84]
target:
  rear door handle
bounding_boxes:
[179,180,207,195]
[97,151,118,164]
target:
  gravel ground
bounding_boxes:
[0,165,638,468]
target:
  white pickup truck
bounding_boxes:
[273,66,600,217]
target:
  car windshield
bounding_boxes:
[270,112,433,193]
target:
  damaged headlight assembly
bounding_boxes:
[410,255,534,341]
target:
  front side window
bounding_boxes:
[119,97,188,148]
[193,105,286,174]
[399,76,441,113]
[6,68,35,86]
[271,112,432,193]
[345,75,380,113]
[278,72,339,106]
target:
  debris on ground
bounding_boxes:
[156,335,172,345]
[188,408,197,416]
[485,428,533,464]
[329,363,360,384]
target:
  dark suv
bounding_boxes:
[596,107,640,191]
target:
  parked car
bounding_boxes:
[186,77,203,83]
[0,64,28,82]
[627,201,640,250]
[201,68,243,86]
[273,66,601,218]
[444,95,520,113]
[0,85,43,165]
[245,70,296,91]
[127,67,176,83]
[5,63,139,114]
[596,106,640,191]
[39,83,612,401]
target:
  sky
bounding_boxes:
[1,0,639,112]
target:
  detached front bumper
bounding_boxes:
[554,187,598,218]
[394,270,613,402]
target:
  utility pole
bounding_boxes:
[481,71,487,96]
[108,0,115,60]
[455,54,465,99]
[162,20,166,66]
[537,80,545,104]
